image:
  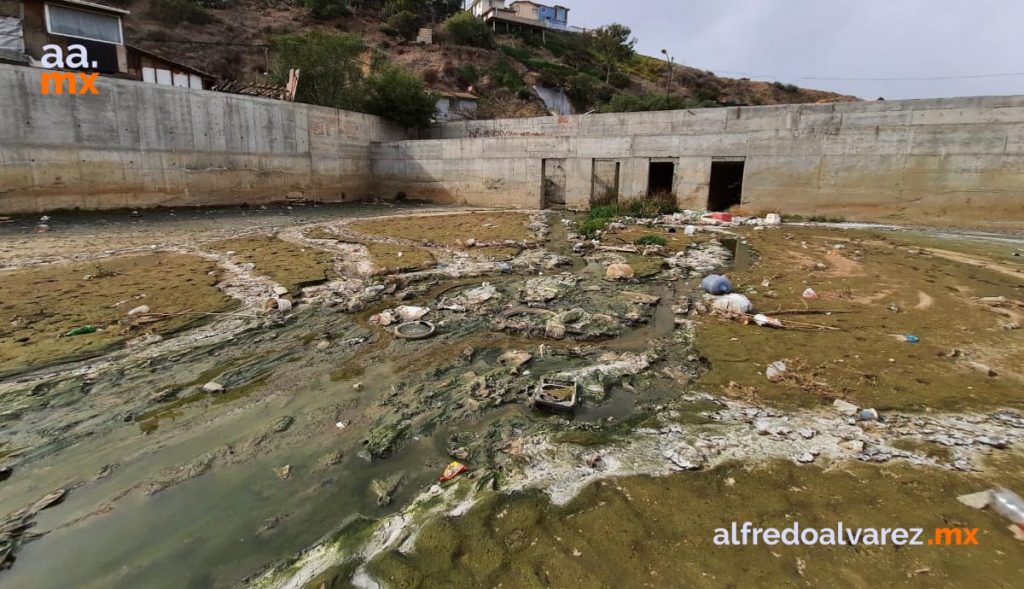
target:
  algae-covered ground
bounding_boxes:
[210,235,337,290]
[370,453,1024,589]
[348,211,536,245]
[0,204,1021,589]
[0,253,236,376]
[693,226,1024,411]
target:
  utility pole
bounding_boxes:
[661,49,675,100]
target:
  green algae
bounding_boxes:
[209,235,336,291]
[369,454,1024,589]
[0,253,237,377]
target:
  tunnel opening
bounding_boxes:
[647,161,675,195]
[708,160,745,212]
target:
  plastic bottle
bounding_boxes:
[701,274,732,295]
[991,488,1024,528]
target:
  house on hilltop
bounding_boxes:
[0,0,213,88]
[469,0,581,34]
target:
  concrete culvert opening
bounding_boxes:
[708,160,745,211]
[647,161,675,195]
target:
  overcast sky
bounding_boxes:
[549,0,1022,99]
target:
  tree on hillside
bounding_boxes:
[442,11,495,48]
[591,24,636,83]
[362,62,438,128]
[306,0,349,20]
[270,31,366,110]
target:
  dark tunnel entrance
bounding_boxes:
[707,160,745,212]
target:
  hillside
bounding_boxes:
[123,1,855,118]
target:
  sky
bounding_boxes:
[547,0,1023,100]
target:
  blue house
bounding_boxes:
[508,1,570,30]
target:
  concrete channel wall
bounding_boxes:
[0,63,408,213]
[375,96,1024,227]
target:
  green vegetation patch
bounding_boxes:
[209,235,336,291]
[0,253,236,376]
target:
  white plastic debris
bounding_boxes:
[711,293,753,314]
[396,305,430,322]
[274,298,293,313]
[802,287,819,300]
[273,286,289,296]
[202,382,225,393]
[127,305,151,316]
[753,313,783,328]
[764,213,781,226]
[766,361,787,382]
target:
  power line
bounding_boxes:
[796,72,1024,82]
[706,67,1024,83]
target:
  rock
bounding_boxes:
[371,474,404,506]
[498,349,533,368]
[30,489,68,512]
[976,436,1009,449]
[353,382,364,391]
[766,361,787,382]
[966,361,997,377]
[584,453,603,468]
[605,263,635,281]
[275,465,291,480]
[451,447,470,461]
[465,238,476,247]
[127,305,151,316]
[273,286,289,296]
[833,399,859,416]
[545,321,567,339]
[859,408,879,421]
[0,465,12,482]
[798,428,817,440]
[663,445,704,470]
[839,439,865,453]
[957,490,993,510]
[796,452,816,464]
[269,416,294,433]
[317,451,344,469]
[315,339,331,351]
[202,381,225,394]
[1004,322,1021,331]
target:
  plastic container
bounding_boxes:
[991,488,1024,527]
[701,274,732,295]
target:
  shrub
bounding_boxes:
[454,63,479,87]
[634,234,668,247]
[608,70,631,89]
[362,62,438,128]
[772,81,800,93]
[270,31,366,110]
[499,44,533,62]
[379,24,400,37]
[488,59,527,94]
[387,10,422,40]
[577,217,610,238]
[305,0,349,20]
[151,0,215,25]
[442,11,494,48]
[599,92,696,113]
[619,193,678,217]
[588,204,618,220]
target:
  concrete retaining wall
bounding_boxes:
[0,63,408,213]
[377,96,1024,227]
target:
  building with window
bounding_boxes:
[469,0,580,35]
[0,0,213,88]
